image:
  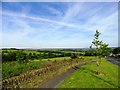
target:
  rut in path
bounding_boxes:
[39,59,97,88]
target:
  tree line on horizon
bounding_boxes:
[1,47,119,63]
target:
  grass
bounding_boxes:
[79,56,95,61]
[18,60,80,88]
[36,57,71,61]
[1,50,42,54]
[2,57,71,79]
[2,56,95,80]
[7,57,91,88]
[19,56,96,88]
[2,56,96,88]
[23,50,42,54]
[2,60,49,79]
[59,58,119,88]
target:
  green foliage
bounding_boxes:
[112,47,120,54]
[2,50,77,62]
[2,51,17,62]
[90,30,110,75]
[70,53,78,59]
[85,49,96,56]
[16,51,28,63]
[90,30,109,57]
[2,60,49,79]
[2,57,71,79]
[2,56,95,88]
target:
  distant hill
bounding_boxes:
[1,47,119,51]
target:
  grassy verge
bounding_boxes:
[2,57,71,79]
[2,60,49,79]
[59,58,119,88]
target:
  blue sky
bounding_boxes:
[1,2,118,48]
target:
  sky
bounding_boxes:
[0,2,118,48]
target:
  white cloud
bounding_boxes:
[2,11,81,29]
[63,3,83,22]
[49,3,84,32]
[1,2,118,48]
[44,5,63,16]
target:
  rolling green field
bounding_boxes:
[1,50,41,54]
[59,58,119,88]
[23,50,43,54]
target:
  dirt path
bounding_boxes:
[105,56,120,66]
[39,59,97,88]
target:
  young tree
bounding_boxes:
[90,30,109,74]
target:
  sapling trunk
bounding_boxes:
[96,59,101,75]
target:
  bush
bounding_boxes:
[2,51,17,62]
[84,50,96,56]
[71,53,78,59]
[16,51,28,63]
